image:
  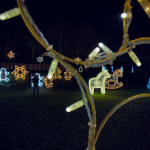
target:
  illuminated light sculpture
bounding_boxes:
[132,66,134,73]
[74,57,82,65]
[78,66,83,72]
[53,67,62,79]
[105,69,123,89]
[3,1,150,149]
[0,68,9,82]
[89,68,110,95]
[31,73,43,87]
[44,76,53,88]
[11,65,29,80]
[64,69,72,80]
[111,65,113,72]
[7,51,15,59]
[37,57,43,63]
[147,78,150,89]
[120,66,124,72]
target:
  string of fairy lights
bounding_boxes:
[0,0,150,150]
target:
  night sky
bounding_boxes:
[0,0,150,68]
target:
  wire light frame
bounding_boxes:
[0,0,150,149]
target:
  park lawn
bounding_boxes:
[0,86,150,150]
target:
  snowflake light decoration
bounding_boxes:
[11,65,29,80]
[0,68,9,82]
[7,51,15,59]
[37,57,43,63]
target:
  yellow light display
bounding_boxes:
[74,57,82,65]
[11,65,29,80]
[64,69,72,80]
[44,76,53,88]
[53,67,62,79]
[105,69,123,89]
[89,68,110,95]
[7,51,15,59]
[3,1,150,150]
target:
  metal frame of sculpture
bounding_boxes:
[1,0,150,149]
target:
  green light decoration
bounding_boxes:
[1,0,150,149]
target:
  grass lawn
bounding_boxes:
[0,84,150,150]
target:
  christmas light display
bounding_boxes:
[105,69,123,89]
[147,78,150,89]
[0,68,9,82]
[37,57,43,63]
[53,67,62,79]
[89,68,110,94]
[31,73,43,87]
[2,0,150,149]
[7,51,15,59]
[78,66,83,72]
[11,65,29,80]
[64,69,72,80]
[74,57,82,65]
[44,76,53,88]
[132,66,134,73]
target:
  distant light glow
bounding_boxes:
[0,68,9,82]
[121,13,127,18]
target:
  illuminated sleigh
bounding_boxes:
[105,69,123,89]
[89,69,110,94]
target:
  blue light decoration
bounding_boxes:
[120,66,123,72]
[132,66,134,73]
[147,78,150,89]
[0,68,9,82]
[31,73,43,87]
[111,65,113,72]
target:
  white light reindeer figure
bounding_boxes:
[89,66,110,95]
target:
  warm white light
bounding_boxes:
[0,8,20,20]
[98,43,113,53]
[88,47,100,58]
[47,59,58,79]
[121,13,127,18]
[66,100,85,112]
[128,51,141,67]
[146,7,150,11]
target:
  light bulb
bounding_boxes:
[121,12,131,18]
[0,8,20,20]
[47,59,58,79]
[98,43,113,53]
[66,100,85,112]
[88,47,100,58]
[128,51,141,67]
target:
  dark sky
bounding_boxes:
[0,0,150,64]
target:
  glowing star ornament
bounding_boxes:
[53,67,62,79]
[105,69,123,89]
[64,69,72,80]
[11,65,29,80]
[89,69,110,95]
[7,51,15,59]
[37,57,43,63]
[31,73,43,87]
[74,57,82,65]
[0,68,9,82]
[44,76,53,88]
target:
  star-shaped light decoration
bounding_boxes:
[74,57,82,65]
[11,65,29,80]
[7,51,15,59]
[37,57,43,63]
